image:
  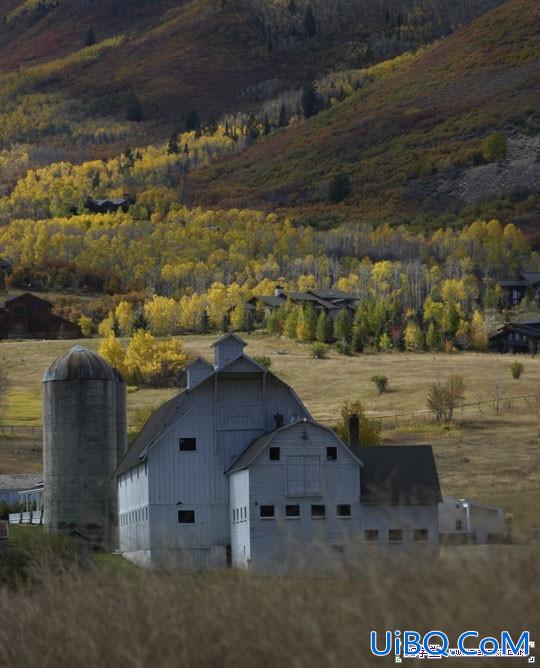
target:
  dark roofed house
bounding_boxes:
[85,195,135,214]
[496,271,540,308]
[244,286,360,325]
[489,317,540,354]
[0,293,82,340]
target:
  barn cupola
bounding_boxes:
[186,357,213,390]
[211,333,247,369]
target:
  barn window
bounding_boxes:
[269,447,281,461]
[389,529,403,542]
[286,504,300,518]
[179,438,197,451]
[178,510,195,524]
[455,520,463,531]
[332,545,344,553]
[414,529,429,542]
[326,447,337,461]
[336,504,351,517]
[311,504,326,519]
[365,529,379,542]
[260,505,275,519]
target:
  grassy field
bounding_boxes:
[0,534,537,668]
[1,333,539,532]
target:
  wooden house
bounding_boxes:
[84,195,134,214]
[0,293,82,340]
[489,317,540,354]
[244,286,359,325]
[496,271,540,308]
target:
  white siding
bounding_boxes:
[361,504,439,554]
[229,470,251,568]
[141,365,307,568]
[246,422,363,573]
[118,462,150,555]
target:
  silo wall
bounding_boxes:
[43,378,120,549]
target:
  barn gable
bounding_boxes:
[212,333,246,368]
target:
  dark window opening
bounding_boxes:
[286,504,300,518]
[311,504,326,518]
[332,545,345,553]
[455,520,463,531]
[365,529,379,542]
[178,510,195,524]
[269,447,281,461]
[414,529,429,542]
[389,529,403,542]
[337,504,351,517]
[179,438,196,451]
[260,505,275,518]
[326,447,337,461]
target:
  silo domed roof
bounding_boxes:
[43,346,121,382]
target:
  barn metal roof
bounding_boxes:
[115,348,311,476]
[226,420,361,474]
[43,346,123,382]
[0,474,42,490]
[116,393,184,476]
[358,445,441,505]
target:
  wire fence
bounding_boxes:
[0,393,538,437]
[317,393,540,429]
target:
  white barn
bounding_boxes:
[117,334,442,571]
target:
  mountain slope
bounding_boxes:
[0,0,504,142]
[188,0,540,227]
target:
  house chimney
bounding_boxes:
[348,414,360,448]
[274,285,285,298]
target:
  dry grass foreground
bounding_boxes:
[0,545,537,668]
[0,334,539,530]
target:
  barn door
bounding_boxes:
[287,456,304,495]
[304,456,320,494]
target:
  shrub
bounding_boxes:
[253,355,272,370]
[510,361,524,380]
[336,399,381,446]
[378,333,392,352]
[334,341,352,355]
[371,375,388,394]
[310,342,327,359]
[426,375,465,423]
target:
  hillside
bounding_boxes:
[189,0,540,229]
[0,0,504,157]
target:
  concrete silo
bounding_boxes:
[42,346,126,549]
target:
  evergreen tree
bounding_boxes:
[284,308,299,340]
[303,6,317,37]
[333,308,351,342]
[328,174,351,203]
[126,95,144,122]
[426,321,440,351]
[296,305,317,342]
[85,28,96,47]
[201,311,210,334]
[278,104,288,128]
[301,82,319,119]
[315,310,333,343]
[185,110,201,134]
[167,132,180,155]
